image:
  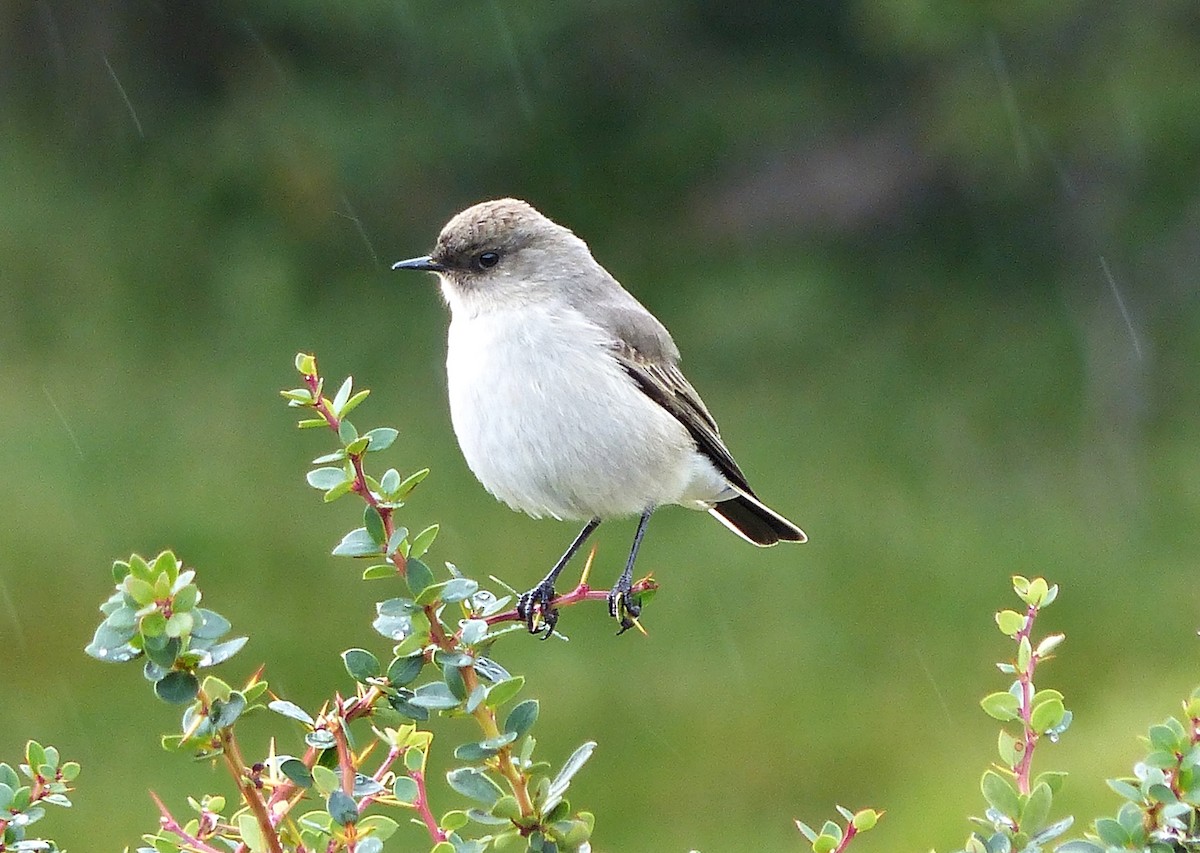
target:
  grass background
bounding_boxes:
[2,3,1199,850]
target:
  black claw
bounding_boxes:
[517,582,558,638]
[607,581,641,635]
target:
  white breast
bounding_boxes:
[444,303,726,520]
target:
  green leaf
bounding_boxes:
[1035,633,1065,657]
[466,683,488,714]
[387,654,424,687]
[332,527,381,558]
[446,768,505,806]
[486,677,526,709]
[548,742,596,799]
[238,813,267,852]
[311,764,340,795]
[473,656,511,683]
[364,427,398,452]
[362,564,396,580]
[280,758,314,788]
[164,611,195,638]
[415,580,453,606]
[459,619,489,646]
[210,692,247,729]
[1032,770,1067,795]
[441,578,479,604]
[393,775,419,804]
[295,352,317,375]
[154,671,199,705]
[307,467,349,491]
[281,388,313,404]
[434,650,473,669]
[851,809,880,832]
[491,796,521,821]
[141,609,168,638]
[1055,842,1103,853]
[1144,749,1178,769]
[997,730,1020,768]
[1149,723,1183,753]
[373,607,415,641]
[172,584,200,612]
[981,770,1021,818]
[364,507,386,546]
[306,729,337,750]
[1029,697,1065,734]
[813,833,838,853]
[193,608,232,639]
[505,700,539,739]
[409,524,440,559]
[386,526,409,557]
[393,468,430,499]
[405,558,435,596]
[443,664,468,701]
[152,551,180,584]
[994,609,1024,636]
[980,692,1020,722]
[85,621,139,663]
[380,468,402,496]
[1094,817,1130,846]
[123,575,156,606]
[341,389,370,417]
[1106,778,1142,801]
[328,790,358,826]
[1016,635,1032,671]
[410,682,461,710]
[200,636,248,667]
[269,699,315,726]
[454,737,511,761]
[144,634,181,669]
[1029,815,1073,845]
[1020,782,1052,833]
[342,648,382,682]
[323,478,356,502]
[332,376,353,416]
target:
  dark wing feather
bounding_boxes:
[610,343,754,495]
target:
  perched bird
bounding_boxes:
[393,199,805,635]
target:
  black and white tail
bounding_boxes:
[709,490,807,547]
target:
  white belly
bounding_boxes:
[445,305,727,520]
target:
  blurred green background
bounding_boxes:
[2,2,1199,850]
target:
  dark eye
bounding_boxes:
[475,251,500,270]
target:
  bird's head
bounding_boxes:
[393,198,596,315]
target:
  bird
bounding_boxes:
[392,199,805,635]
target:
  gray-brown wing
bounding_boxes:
[610,343,754,495]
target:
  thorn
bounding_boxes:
[246,663,267,689]
[578,545,598,587]
[266,737,279,784]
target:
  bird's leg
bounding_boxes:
[609,507,653,634]
[517,517,601,637]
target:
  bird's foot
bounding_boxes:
[516,580,558,638]
[607,577,642,635]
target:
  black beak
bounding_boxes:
[391,255,446,273]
